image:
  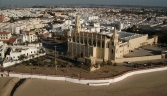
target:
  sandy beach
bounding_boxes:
[0,77,20,96]
[1,70,167,96]
[1,70,163,96]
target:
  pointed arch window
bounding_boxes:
[89,39,91,45]
[112,49,114,54]
[102,41,105,48]
[81,37,83,44]
[97,40,101,47]
[84,38,87,45]
[112,42,114,46]
[93,39,96,47]
[73,36,75,42]
[106,42,109,48]
[77,36,79,43]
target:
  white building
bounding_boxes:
[0,41,8,59]
[9,43,44,61]
[18,31,38,43]
[0,32,12,40]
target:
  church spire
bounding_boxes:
[113,28,118,38]
[111,27,118,44]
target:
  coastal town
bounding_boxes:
[0,4,167,96]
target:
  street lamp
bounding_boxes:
[54,46,57,71]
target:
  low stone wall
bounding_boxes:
[115,55,162,63]
[5,66,167,86]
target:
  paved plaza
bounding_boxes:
[124,45,163,57]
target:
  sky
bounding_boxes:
[0,0,167,7]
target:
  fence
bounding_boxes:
[5,66,167,86]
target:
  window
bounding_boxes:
[106,42,109,48]
[112,42,114,46]
[89,39,91,45]
[102,41,104,48]
[81,37,83,44]
[73,36,75,42]
[93,39,96,47]
[97,40,100,47]
[77,37,79,43]
[112,49,114,54]
[84,38,87,45]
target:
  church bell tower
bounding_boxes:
[109,28,119,60]
[75,15,81,33]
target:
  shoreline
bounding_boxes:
[3,70,167,96]
[6,66,167,86]
[1,69,167,96]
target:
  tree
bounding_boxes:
[113,63,117,66]
[36,57,41,67]
[18,54,26,61]
[107,60,112,65]
[74,55,79,61]
[66,52,72,57]
[25,41,29,46]
[101,60,106,66]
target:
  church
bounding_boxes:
[67,16,158,61]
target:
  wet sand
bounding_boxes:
[0,77,20,96]
[10,70,167,96]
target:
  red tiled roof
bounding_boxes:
[2,37,17,44]
[0,32,11,34]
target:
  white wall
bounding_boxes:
[7,66,167,86]
[3,53,46,68]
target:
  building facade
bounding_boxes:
[0,32,12,40]
[0,41,8,59]
[18,31,38,43]
[68,16,158,61]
